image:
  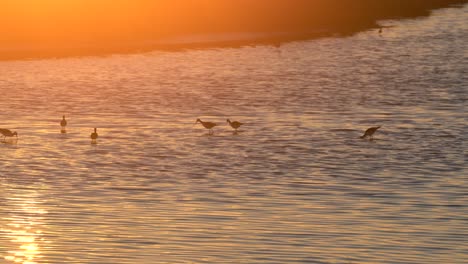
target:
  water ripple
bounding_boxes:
[1,5,467,264]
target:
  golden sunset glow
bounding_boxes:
[2,191,46,264]
[2,0,458,60]
[1,0,333,45]
[1,1,467,263]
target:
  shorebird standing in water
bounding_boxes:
[90,128,98,141]
[60,115,67,133]
[60,115,67,128]
[360,126,381,140]
[227,119,243,132]
[195,119,217,134]
[0,128,18,141]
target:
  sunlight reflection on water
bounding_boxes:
[0,5,467,264]
[2,189,46,264]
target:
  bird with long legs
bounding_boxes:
[195,119,217,135]
[0,128,18,142]
[360,126,381,140]
[90,128,98,142]
[60,115,67,133]
[227,119,243,133]
[60,115,67,128]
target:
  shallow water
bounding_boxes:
[1,5,467,264]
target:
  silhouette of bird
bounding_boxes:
[195,119,217,134]
[360,126,381,140]
[60,115,67,128]
[0,128,18,140]
[90,128,98,140]
[227,119,243,132]
[379,27,383,34]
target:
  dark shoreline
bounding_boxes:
[0,0,466,61]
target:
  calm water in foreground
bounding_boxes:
[1,5,467,264]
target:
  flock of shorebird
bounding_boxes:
[1,27,389,144]
[0,115,381,143]
[196,118,244,135]
[0,116,244,142]
[195,118,381,139]
[0,116,99,143]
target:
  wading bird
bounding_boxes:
[195,119,217,134]
[0,128,18,141]
[227,119,243,132]
[60,115,67,128]
[360,126,381,140]
[91,128,98,140]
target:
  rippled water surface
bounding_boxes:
[1,5,467,264]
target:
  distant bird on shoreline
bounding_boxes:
[60,115,67,128]
[91,128,98,140]
[196,119,217,134]
[0,128,18,141]
[227,119,243,132]
[360,126,381,140]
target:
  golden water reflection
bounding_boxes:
[2,190,48,264]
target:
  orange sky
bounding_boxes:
[2,1,176,42]
[0,0,335,44]
[1,0,459,59]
